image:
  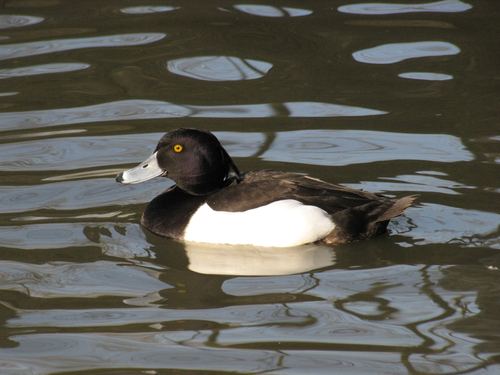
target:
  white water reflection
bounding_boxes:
[348,171,473,195]
[0,333,327,374]
[233,5,312,17]
[0,222,151,258]
[0,15,44,29]
[0,100,386,131]
[0,260,166,298]
[0,177,168,213]
[0,33,166,61]
[398,203,500,248]
[121,6,180,14]
[260,129,473,165]
[0,63,90,79]
[8,305,311,329]
[339,0,472,14]
[353,41,460,64]
[167,56,273,81]
[1,264,487,374]
[0,130,472,173]
[0,320,476,374]
[184,242,335,275]
[345,20,456,28]
[0,133,165,171]
[398,72,453,81]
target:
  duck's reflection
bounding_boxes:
[137,235,336,309]
[182,242,335,276]
[150,235,335,277]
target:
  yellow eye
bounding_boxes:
[173,144,183,152]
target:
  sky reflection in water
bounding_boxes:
[338,0,472,15]
[353,41,460,64]
[167,56,273,81]
[0,100,387,131]
[0,33,166,61]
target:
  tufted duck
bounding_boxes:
[116,128,417,247]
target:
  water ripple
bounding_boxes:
[11,304,310,329]
[167,56,273,81]
[0,63,90,79]
[353,41,460,64]
[0,223,151,259]
[0,15,44,29]
[398,72,453,81]
[261,129,473,165]
[0,100,386,131]
[0,133,164,171]
[399,203,500,247]
[0,33,166,61]
[347,171,473,195]
[0,179,167,213]
[2,264,488,374]
[232,5,313,17]
[0,130,472,173]
[0,260,166,298]
[0,330,484,374]
[0,333,280,374]
[339,0,472,15]
[0,222,150,259]
[215,307,420,347]
[121,6,180,14]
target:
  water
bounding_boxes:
[0,1,499,374]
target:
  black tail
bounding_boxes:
[325,195,418,244]
[375,195,418,222]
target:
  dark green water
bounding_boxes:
[0,1,499,374]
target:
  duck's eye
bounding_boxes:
[173,144,183,153]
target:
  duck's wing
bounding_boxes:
[208,170,403,214]
[208,170,417,243]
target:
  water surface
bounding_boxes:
[0,1,499,374]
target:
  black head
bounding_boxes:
[117,128,240,195]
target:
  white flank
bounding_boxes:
[183,199,335,247]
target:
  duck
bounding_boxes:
[116,128,417,247]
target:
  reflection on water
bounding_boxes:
[0,260,166,298]
[339,0,472,14]
[0,100,387,131]
[232,5,313,17]
[0,63,90,79]
[183,242,335,275]
[350,170,472,195]
[260,129,473,165]
[0,15,44,29]
[398,72,453,81]
[120,6,180,14]
[401,204,500,247]
[167,56,273,81]
[353,41,460,64]
[1,261,495,374]
[0,130,473,173]
[0,0,499,374]
[0,33,166,61]
[345,19,457,28]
